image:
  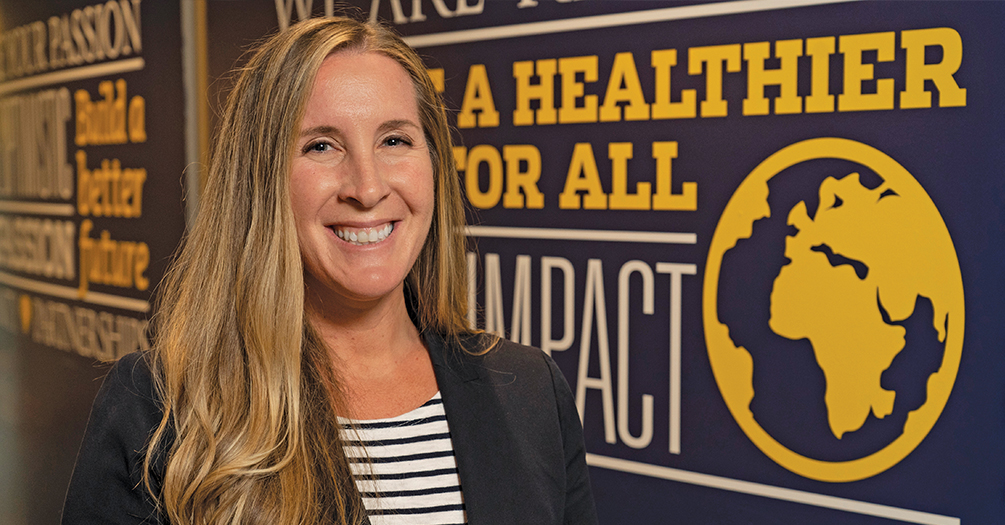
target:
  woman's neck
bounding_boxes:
[305,285,437,419]
[306,285,417,359]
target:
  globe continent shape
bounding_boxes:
[703,138,965,482]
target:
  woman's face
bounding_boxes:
[291,50,434,310]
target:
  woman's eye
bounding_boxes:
[384,136,411,147]
[304,141,332,154]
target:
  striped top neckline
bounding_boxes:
[339,392,468,525]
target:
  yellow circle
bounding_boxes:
[703,138,965,482]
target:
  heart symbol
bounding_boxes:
[19,294,31,334]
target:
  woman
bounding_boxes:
[62,16,597,525]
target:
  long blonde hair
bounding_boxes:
[145,17,471,524]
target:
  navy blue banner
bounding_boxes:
[383,1,1002,523]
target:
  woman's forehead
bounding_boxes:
[300,51,421,129]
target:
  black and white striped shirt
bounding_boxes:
[340,393,467,525]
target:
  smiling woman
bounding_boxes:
[60,16,597,525]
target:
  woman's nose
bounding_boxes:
[340,152,390,208]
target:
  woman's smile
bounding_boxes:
[330,222,394,246]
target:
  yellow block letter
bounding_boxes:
[458,64,500,128]
[464,145,504,209]
[503,145,545,209]
[600,52,650,122]
[743,40,803,115]
[559,55,599,124]
[608,143,651,210]
[689,44,742,117]
[513,59,557,126]
[652,49,696,119]
[839,32,896,112]
[901,27,966,109]
[652,142,696,211]
[805,37,836,113]
[560,143,608,210]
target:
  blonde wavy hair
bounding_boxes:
[145,17,471,524]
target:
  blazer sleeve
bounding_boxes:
[61,352,166,525]
[545,353,600,525]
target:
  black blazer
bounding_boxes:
[61,332,598,524]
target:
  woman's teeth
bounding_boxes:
[334,223,393,245]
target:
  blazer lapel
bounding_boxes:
[424,332,516,524]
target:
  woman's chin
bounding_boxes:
[308,274,408,311]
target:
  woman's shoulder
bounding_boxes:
[427,331,566,390]
[81,351,164,449]
[97,352,161,411]
[430,330,547,363]
[76,352,165,463]
[106,351,156,385]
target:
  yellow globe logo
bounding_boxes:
[703,138,964,482]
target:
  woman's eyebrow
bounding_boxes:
[377,119,421,134]
[299,125,341,138]
[299,121,419,138]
